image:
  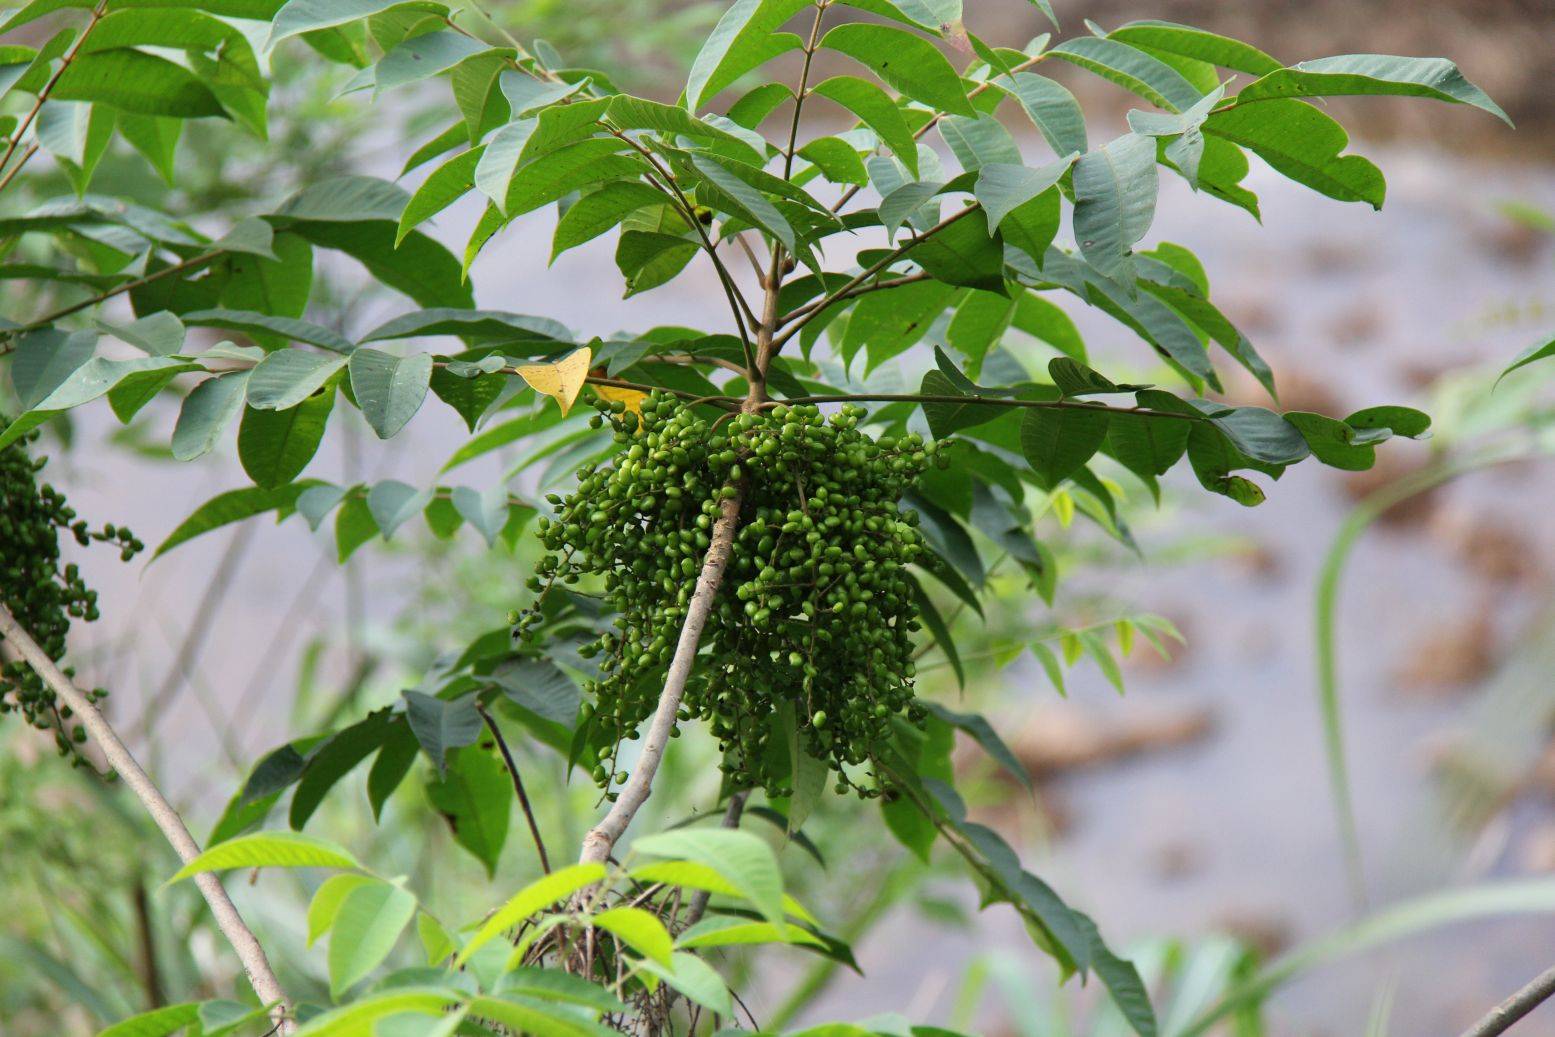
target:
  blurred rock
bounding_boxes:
[1217,363,1344,416]
[1008,702,1217,779]
[1394,612,1497,693]
[1212,909,1293,960]
[1325,302,1386,350]
[1430,509,1543,585]
[1339,450,1441,528]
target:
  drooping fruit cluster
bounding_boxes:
[0,428,142,753]
[520,393,946,798]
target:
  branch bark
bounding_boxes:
[1459,962,1555,1037]
[0,604,294,1033]
[577,489,744,865]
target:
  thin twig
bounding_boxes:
[0,1,108,194]
[769,392,1206,423]
[131,522,256,742]
[781,1,831,180]
[479,706,551,873]
[0,250,224,355]
[0,604,293,1034]
[1459,962,1555,1037]
[769,205,981,350]
[777,271,933,327]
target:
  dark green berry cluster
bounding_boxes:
[0,428,141,753]
[521,393,946,799]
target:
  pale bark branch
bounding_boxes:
[577,490,745,865]
[0,604,294,1034]
[1459,962,1555,1037]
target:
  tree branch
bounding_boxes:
[0,1,108,195]
[682,791,748,927]
[577,489,745,865]
[782,1,830,180]
[0,249,224,355]
[765,391,1206,423]
[768,204,980,351]
[777,271,932,328]
[479,705,551,874]
[0,605,294,1033]
[1459,962,1555,1037]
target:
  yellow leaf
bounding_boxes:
[516,347,591,415]
[593,382,646,418]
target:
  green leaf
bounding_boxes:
[0,356,190,450]
[96,1003,201,1037]
[172,372,250,461]
[552,181,666,261]
[910,208,1004,292]
[1107,410,1190,487]
[607,94,763,161]
[616,230,697,296]
[1204,99,1384,208]
[810,75,919,177]
[11,328,95,410]
[1345,405,1430,438]
[397,147,483,244]
[1049,35,1203,112]
[591,907,674,966]
[329,879,417,998]
[635,953,733,1016]
[349,348,432,439]
[689,151,795,251]
[169,830,361,882]
[1284,411,1378,471]
[364,307,568,344]
[219,232,313,333]
[119,113,181,184]
[938,113,1020,172]
[246,351,347,410]
[181,308,352,353]
[465,995,618,1037]
[99,311,184,356]
[367,479,433,538]
[1108,20,1281,76]
[921,702,1032,790]
[796,136,868,186]
[840,279,957,372]
[919,369,1003,438]
[500,142,645,225]
[402,690,482,772]
[431,365,503,431]
[497,967,629,1013]
[291,990,463,1037]
[685,0,810,111]
[374,30,489,91]
[152,481,319,559]
[292,221,474,309]
[237,385,335,488]
[54,49,224,117]
[451,484,511,546]
[308,873,377,946]
[425,745,511,877]
[1020,405,1110,488]
[821,22,974,117]
[1233,54,1508,124]
[268,0,420,48]
[974,154,1076,229]
[632,828,783,926]
[1072,132,1158,279]
[1007,72,1087,156]
[457,863,607,965]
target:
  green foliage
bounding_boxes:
[0,1,1514,1035]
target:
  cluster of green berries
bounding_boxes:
[519,392,947,799]
[0,428,141,753]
